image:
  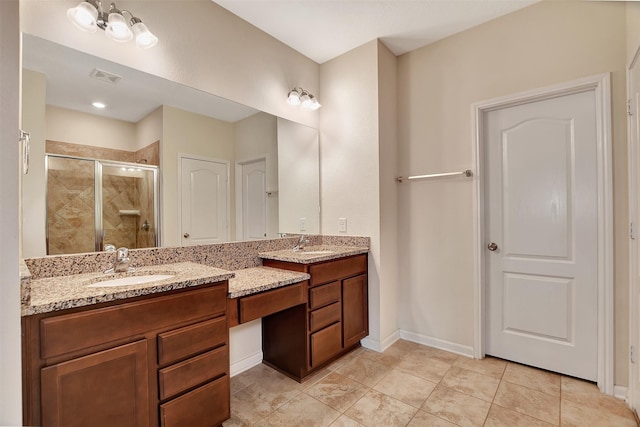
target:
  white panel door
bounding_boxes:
[241,159,267,240]
[485,90,598,380]
[180,157,228,245]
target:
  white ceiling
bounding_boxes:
[212,0,538,64]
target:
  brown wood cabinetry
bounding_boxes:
[40,340,150,427]
[22,283,230,427]
[262,254,368,381]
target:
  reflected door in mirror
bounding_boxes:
[180,156,229,245]
[240,159,267,240]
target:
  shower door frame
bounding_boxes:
[45,154,160,254]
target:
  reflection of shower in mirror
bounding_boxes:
[45,154,159,255]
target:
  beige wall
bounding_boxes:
[2,1,22,423]
[21,69,46,258]
[46,106,137,151]
[277,118,320,235]
[161,105,235,247]
[397,1,629,384]
[320,40,388,348]
[136,107,162,152]
[377,41,400,344]
[627,2,640,65]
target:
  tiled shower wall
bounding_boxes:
[46,141,159,254]
[46,157,95,255]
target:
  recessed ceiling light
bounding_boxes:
[92,101,106,109]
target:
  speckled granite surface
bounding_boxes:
[228,267,310,298]
[23,236,369,280]
[21,235,370,315]
[20,259,31,306]
[320,236,370,247]
[23,262,234,316]
[259,245,369,264]
[23,239,296,280]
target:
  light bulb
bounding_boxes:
[309,97,321,111]
[287,89,301,106]
[105,12,133,42]
[132,22,158,49]
[300,92,312,109]
[67,1,98,33]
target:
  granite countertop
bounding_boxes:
[228,266,310,298]
[259,245,369,264]
[22,262,234,316]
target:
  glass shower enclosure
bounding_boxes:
[46,154,159,255]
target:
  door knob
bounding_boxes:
[183,233,190,238]
[488,242,498,251]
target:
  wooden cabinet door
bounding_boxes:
[41,340,149,427]
[342,274,368,348]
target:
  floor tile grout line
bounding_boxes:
[489,361,562,426]
[479,357,508,426]
[555,386,567,426]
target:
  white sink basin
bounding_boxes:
[86,274,175,288]
[299,250,335,255]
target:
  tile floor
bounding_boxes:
[224,340,639,426]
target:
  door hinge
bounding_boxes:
[632,345,636,364]
[632,222,636,240]
[628,99,633,116]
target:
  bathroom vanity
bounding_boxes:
[258,251,369,381]
[21,264,233,427]
[20,239,370,426]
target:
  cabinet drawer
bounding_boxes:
[158,317,226,365]
[310,322,342,367]
[309,281,341,309]
[309,255,367,287]
[239,282,305,323]
[160,375,230,427]
[41,285,227,359]
[309,302,341,333]
[158,346,227,400]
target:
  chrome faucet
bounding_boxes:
[114,247,131,273]
[104,247,133,274]
[293,235,309,252]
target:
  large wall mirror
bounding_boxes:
[21,34,320,258]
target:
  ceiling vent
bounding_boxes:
[89,68,122,84]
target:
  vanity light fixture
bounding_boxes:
[287,87,321,111]
[67,1,158,49]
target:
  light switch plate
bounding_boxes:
[299,217,307,231]
[338,217,347,233]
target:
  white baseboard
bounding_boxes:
[230,351,263,377]
[362,330,401,353]
[360,337,379,352]
[614,385,628,401]
[399,329,475,358]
